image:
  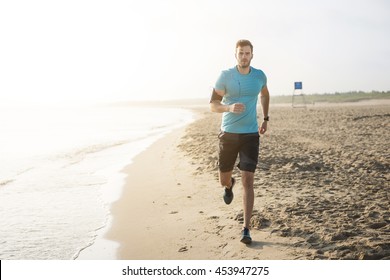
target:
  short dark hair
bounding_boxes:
[236,39,253,53]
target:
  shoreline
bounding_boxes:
[76,111,197,260]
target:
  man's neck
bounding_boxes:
[236,65,251,75]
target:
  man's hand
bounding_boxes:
[259,121,268,134]
[228,103,246,113]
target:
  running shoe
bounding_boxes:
[223,177,235,205]
[240,227,252,244]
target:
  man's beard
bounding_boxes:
[238,60,251,68]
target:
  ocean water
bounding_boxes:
[0,103,194,260]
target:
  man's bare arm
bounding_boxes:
[259,85,270,134]
[209,88,245,114]
[260,85,270,118]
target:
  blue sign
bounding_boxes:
[294,82,302,90]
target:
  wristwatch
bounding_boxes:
[263,116,269,121]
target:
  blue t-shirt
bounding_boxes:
[215,66,267,133]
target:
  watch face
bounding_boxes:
[264,116,269,121]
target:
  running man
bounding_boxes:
[209,39,270,244]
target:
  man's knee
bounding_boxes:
[241,171,254,188]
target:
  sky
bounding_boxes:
[0,0,389,104]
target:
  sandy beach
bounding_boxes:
[101,100,389,260]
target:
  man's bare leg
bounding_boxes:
[241,171,254,229]
[219,170,233,189]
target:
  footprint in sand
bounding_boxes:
[178,246,188,252]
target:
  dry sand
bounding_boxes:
[103,101,389,260]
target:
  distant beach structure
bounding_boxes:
[292,81,307,108]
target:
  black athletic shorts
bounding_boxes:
[218,131,260,173]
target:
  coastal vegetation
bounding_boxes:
[272,90,390,104]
